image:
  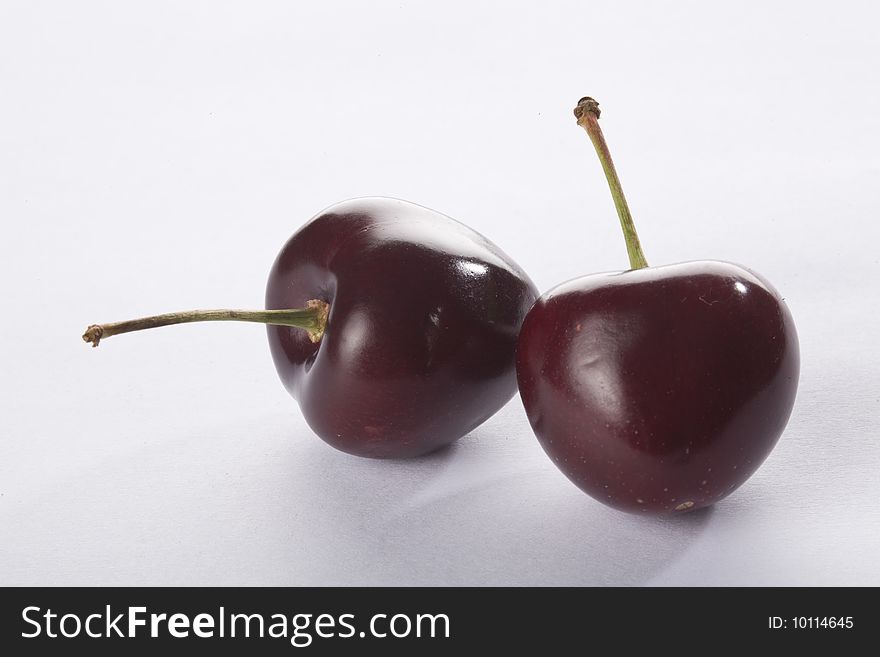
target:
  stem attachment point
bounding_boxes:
[303,299,330,343]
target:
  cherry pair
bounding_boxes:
[85,98,799,514]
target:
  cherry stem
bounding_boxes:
[574,97,648,270]
[82,299,330,347]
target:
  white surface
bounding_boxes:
[1,1,878,586]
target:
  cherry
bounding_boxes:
[85,197,537,458]
[516,98,799,513]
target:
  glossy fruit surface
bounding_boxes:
[266,197,538,458]
[516,260,799,512]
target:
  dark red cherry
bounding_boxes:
[84,197,537,459]
[516,98,799,513]
[517,261,799,513]
[265,197,537,457]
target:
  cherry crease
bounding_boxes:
[266,197,538,458]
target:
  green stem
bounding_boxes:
[574,96,648,270]
[82,299,329,347]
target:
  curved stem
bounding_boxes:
[83,299,329,347]
[574,97,648,270]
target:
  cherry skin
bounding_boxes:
[266,197,538,458]
[516,261,799,513]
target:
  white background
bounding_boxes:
[1,1,878,586]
